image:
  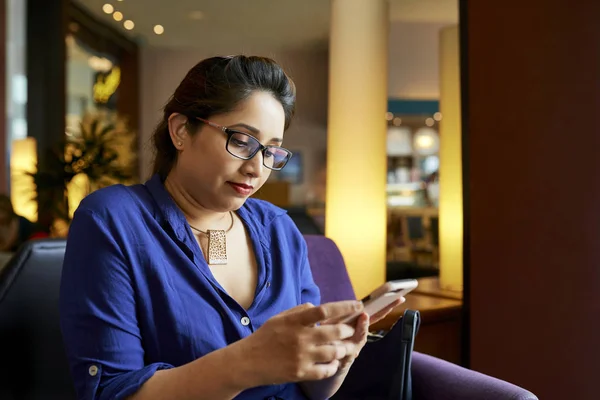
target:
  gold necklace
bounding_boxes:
[189,211,235,265]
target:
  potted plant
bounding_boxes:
[29,111,136,234]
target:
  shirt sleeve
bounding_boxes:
[59,208,174,400]
[299,237,321,307]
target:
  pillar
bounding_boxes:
[326,0,389,298]
[27,0,68,228]
[438,26,463,291]
[465,1,600,398]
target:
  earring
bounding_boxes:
[177,141,183,146]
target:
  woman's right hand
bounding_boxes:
[238,301,363,386]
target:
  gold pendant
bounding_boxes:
[207,230,227,265]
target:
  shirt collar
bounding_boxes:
[145,174,190,241]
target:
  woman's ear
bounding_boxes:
[167,113,189,150]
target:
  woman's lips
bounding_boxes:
[227,182,253,196]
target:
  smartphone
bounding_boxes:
[341,279,418,324]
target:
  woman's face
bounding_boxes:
[169,91,286,212]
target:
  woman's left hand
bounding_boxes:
[336,297,406,371]
[336,313,369,371]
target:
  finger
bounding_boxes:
[279,302,314,318]
[340,339,362,359]
[311,323,355,343]
[344,314,369,357]
[355,313,370,337]
[304,360,340,381]
[346,314,368,349]
[310,343,348,363]
[369,298,404,325]
[295,301,363,326]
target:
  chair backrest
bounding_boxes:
[285,207,324,235]
[304,234,356,302]
[0,235,354,399]
[0,239,75,400]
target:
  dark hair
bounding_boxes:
[152,55,296,179]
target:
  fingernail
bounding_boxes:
[354,301,363,310]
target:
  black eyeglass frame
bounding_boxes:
[196,117,293,171]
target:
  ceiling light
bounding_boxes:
[123,20,135,30]
[153,25,165,35]
[189,11,205,20]
[425,118,435,127]
[113,11,123,21]
[102,4,114,14]
[88,56,113,72]
[413,128,440,155]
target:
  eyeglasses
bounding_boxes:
[196,117,292,171]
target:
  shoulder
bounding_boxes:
[73,183,154,232]
[76,183,149,218]
[241,198,303,237]
[241,197,288,227]
[242,198,306,251]
[66,184,155,259]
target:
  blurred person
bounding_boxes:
[59,56,403,400]
[0,194,49,252]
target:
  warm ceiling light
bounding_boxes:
[102,4,114,14]
[153,24,165,35]
[123,20,135,30]
[113,11,123,21]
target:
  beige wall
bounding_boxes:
[388,22,449,99]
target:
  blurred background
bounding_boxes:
[2,1,600,399]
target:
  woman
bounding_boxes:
[59,55,402,400]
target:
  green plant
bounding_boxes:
[29,112,136,228]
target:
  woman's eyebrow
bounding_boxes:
[228,123,283,144]
[228,123,259,133]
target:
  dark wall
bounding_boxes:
[464,1,600,399]
[27,0,68,170]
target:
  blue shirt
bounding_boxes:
[59,175,321,400]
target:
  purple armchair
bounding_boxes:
[304,235,538,400]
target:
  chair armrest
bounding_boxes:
[412,352,538,400]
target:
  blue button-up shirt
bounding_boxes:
[59,175,320,400]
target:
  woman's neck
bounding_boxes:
[163,174,231,231]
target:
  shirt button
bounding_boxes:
[241,316,250,326]
[88,365,98,377]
